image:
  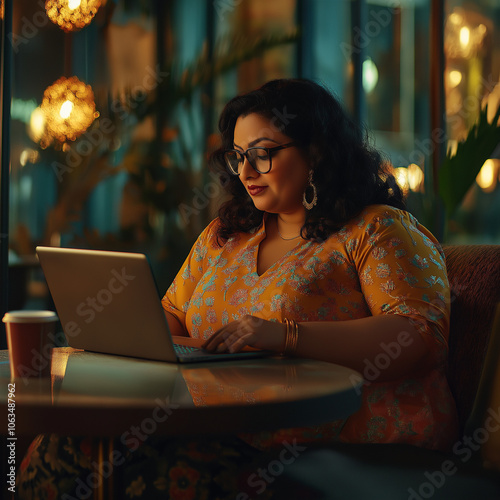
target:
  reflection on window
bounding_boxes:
[444,1,500,242]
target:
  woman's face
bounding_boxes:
[232,113,310,216]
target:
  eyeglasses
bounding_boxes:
[224,142,295,176]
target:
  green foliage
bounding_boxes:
[438,105,500,217]
[134,30,300,120]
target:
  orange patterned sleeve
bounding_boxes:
[348,206,451,363]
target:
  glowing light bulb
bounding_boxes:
[40,76,98,146]
[68,0,81,8]
[448,70,462,88]
[59,100,74,119]
[459,27,470,48]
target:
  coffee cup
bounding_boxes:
[2,310,58,379]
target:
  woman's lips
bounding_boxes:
[248,185,267,196]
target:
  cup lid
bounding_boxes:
[2,310,58,323]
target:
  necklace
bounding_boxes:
[276,224,301,241]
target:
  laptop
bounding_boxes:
[36,246,270,363]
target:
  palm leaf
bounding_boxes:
[438,105,500,216]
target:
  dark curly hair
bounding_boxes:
[209,78,405,242]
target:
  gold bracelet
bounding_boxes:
[281,318,290,356]
[281,318,299,356]
[288,319,299,355]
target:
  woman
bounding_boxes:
[18,79,458,499]
[162,78,458,449]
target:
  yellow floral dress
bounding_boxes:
[162,204,459,451]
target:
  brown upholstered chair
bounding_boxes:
[273,245,500,499]
[443,245,500,434]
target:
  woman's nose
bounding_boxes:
[240,156,257,179]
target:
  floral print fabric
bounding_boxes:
[17,434,272,499]
[163,205,459,451]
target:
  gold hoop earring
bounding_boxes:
[302,170,318,210]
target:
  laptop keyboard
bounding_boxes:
[173,343,201,355]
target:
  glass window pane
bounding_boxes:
[444,0,500,242]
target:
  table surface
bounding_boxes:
[0,347,362,437]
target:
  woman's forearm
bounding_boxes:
[295,315,429,381]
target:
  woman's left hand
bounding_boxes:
[202,315,286,354]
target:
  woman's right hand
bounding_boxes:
[202,315,286,354]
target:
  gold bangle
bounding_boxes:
[289,319,299,355]
[281,318,299,356]
[281,318,290,356]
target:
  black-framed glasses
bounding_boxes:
[224,142,295,176]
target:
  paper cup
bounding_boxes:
[3,310,58,379]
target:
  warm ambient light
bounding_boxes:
[459,26,470,48]
[448,70,462,88]
[39,76,99,147]
[407,164,424,192]
[394,168,409,193]
[28,107,47,143]
[59,100,74,119]
[394,164,424,194]
[45,0,102,32]
[449,12,463,26]
[20,149,40,167]
[482,83,500,125]
[476,159,498,192]
[444,9,488,59]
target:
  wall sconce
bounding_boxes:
[45,0,102,33]
[38,76,99,147]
